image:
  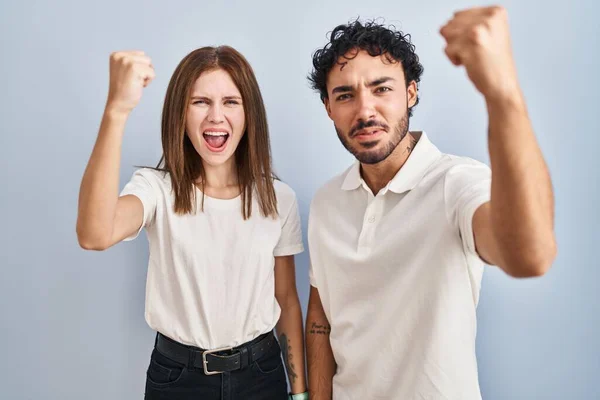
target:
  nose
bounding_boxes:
[354,90,377,123]
[207,103,224,123]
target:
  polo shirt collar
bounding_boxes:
[341,132,442,194]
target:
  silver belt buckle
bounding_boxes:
[202,346,233,375]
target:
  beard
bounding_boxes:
[335,110,410,165]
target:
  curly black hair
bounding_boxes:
[308,19,424,117]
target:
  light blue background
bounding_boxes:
[1,0,598,399]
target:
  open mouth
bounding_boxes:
[203,131,230,152]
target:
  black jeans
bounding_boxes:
[144,333,288,400]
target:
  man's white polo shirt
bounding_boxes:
[308,132,492,400]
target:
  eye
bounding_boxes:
[336,93,352,101]
[225,100,240,106]
[192,99,208,105]
[375,86,392,93]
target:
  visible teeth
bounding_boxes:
[204,131,228,136]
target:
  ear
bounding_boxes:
[407,80,418,109]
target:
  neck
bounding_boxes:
[360,132,419,195]
[199,158,239,193]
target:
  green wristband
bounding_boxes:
[289,392,309,400]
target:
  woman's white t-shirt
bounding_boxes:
[120,168,304,349]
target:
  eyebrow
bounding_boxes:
[369,77,395,87]
[190,95,242,100]
[331,76,396,94]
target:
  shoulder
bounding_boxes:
[130,168,173,190]
[273,178,296,200]
[272,179,299,216]
[311,163,354,210]
[425,153,491,184]
[427,154,492,208]
[131,167,171,184]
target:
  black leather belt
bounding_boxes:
[155,331,277,375]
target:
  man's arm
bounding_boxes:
[306,286,336,400]
[473,97,556,277]
[441,6,557,277]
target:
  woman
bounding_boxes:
[76,46,308,400]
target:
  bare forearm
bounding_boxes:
[306,309,335,400]
[76,108,128,247]
[487,93,556,273]
[276,300,307,395]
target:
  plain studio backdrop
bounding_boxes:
[1,0,598,399]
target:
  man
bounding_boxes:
[305,6,556,400]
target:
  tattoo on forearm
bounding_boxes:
[279,333,298,383]
[308,322,331,335]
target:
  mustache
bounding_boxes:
[349,120,389,138]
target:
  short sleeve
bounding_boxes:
[119,169,158,241]
[274,189,304,257]
[307,196,322,288]
[444,161,492,262]
[308,261,318,288]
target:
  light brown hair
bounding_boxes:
[157,46,277,219]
